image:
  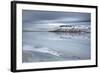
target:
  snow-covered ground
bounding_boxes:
[22,31,90,63]
[23,45,61,57]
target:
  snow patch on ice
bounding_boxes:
[23,45,61,56]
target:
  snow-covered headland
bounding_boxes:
[48,25,90,33]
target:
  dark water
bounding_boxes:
[22,32,91,63]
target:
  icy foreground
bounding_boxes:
[23,45,61,57]
[22,32,90,63]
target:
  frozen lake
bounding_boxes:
[22,32,91,63]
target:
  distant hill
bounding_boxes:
[49,25,90,33]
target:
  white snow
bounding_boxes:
[23,45,61,56]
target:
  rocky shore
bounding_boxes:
[48,25,90,33]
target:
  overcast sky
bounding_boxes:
[22,10,91,30]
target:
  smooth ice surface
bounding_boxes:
[22,32,90,63]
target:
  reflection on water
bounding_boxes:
[22,32,91,63]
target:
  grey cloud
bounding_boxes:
[22,10,90,24]
[22,10,91,30]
